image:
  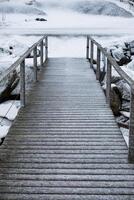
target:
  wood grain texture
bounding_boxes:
[0,58,133,200]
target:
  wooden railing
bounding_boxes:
[86,36,134,162]
[0,35,48,107]
[0,34,134,162]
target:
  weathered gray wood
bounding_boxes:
[128,87,134,162]
[86,36,89,59]
[20,60,25,107]
[106,59,111,105]
[96,47,101,80]
[40,40,44,67]
[0,58,134,199]
[33,46,38,82]
[45,36,48,60]
[90,40,93,68]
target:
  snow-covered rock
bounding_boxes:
[120,127,129,146]
[0,126,10,139]
[71,1,133,17]
[0,101,20,142]
[0,125,10,144]
[0,100,20,121]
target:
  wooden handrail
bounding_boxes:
[1,34,134,162]
[0,35,48,83]
[86,36,134,162]
[0,35,48,107]
[89,36,134,86]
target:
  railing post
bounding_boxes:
[102,53,106,70]
[45,36,48,61]
[128,86,134,162]
[40,40,43,67]
[33,46,37,82]
[86,36,89,59]
[96,47,101,81]
[106,59,111,105]
[90,40,93,68]
[20,60,25,107]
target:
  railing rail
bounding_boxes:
[0,35,48,107]
[86,36,134,162]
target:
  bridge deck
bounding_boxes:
[0,58,134,200]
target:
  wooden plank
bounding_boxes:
[0,58,134,199]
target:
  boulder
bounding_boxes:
[110,84,122,116]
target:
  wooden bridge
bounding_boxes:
[0,36,134,199]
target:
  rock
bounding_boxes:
[111,76,122,84]
[120,111,130,118]
[113,79,130,101]
[35,18,47,22]
[125,41,134,56]
[122,100,130,112]
[0,47,12,55]
[110,84,122,116]
[0,70,20,103]
[25,0,36,6]
[117,56,132,66]
[0,138,5,145]
[116,114,129,129]
[110,47,131,66]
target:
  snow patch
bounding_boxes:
[0,101,20,121]
[0,125,10,139]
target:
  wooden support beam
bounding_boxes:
[128,86,134,162]
[20,60,25,107]
[45,37,48,61]
[86,36,89,59]
[40,40,44,67]
[33,46,38,82]
[106,59,111,105]
[90,40,94,68]
[96,48,101,81]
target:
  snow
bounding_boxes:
[0,125,10,139]
[120,111,130,118]
[0,35,40,73]
[121,127,129,146]
[121,59,134,78]
[0,101,20,141]
[0,100,20,121]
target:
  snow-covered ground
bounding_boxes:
[0,0,134,35]
[0,0,134,145]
